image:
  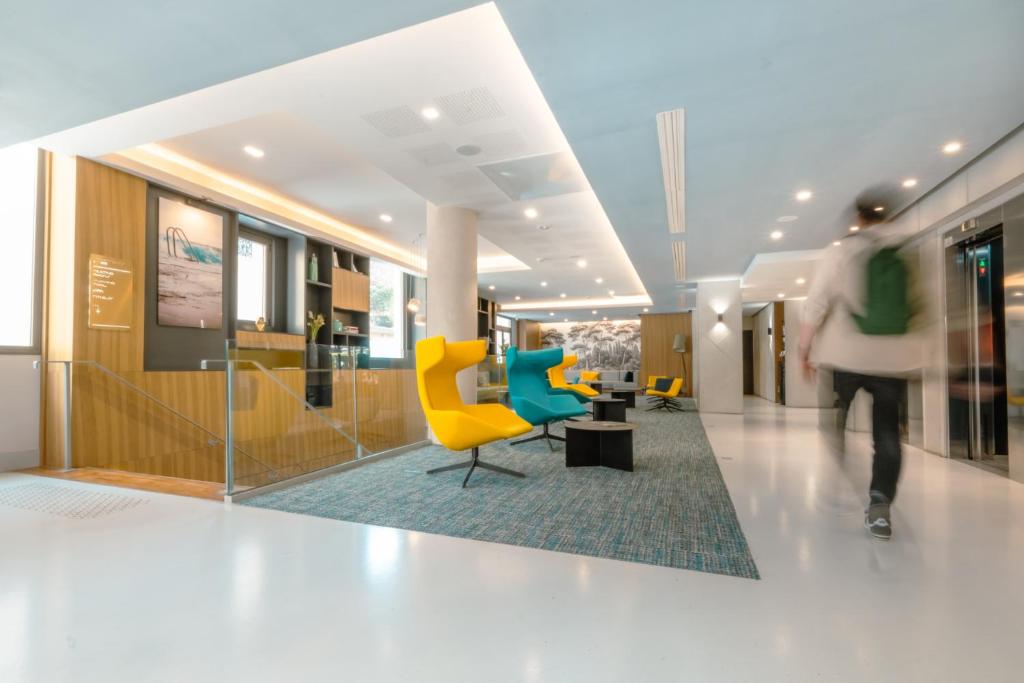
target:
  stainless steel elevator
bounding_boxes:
[945,195,1024,480]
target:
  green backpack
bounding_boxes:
[851,246,911,335]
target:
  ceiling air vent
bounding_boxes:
[671,240,686,281]
[656,109,685,233]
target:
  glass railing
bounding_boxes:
[223,340,429,496]
[476,353,508,405]
[34,359,272,488]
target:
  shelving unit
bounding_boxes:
[477,296,497,355]
[332,246,371,372]
[303,239,337,407]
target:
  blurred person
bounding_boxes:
[799,190,923,540]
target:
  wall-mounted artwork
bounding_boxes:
[539,319,641,373]
[157,197,224,329]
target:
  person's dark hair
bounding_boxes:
[852,184,899,228]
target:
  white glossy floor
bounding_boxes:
[2,398,1022,682]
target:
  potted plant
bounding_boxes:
[306,311,325,368]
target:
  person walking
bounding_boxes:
[798,194,923,540]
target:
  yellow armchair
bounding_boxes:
[579,370,600,383]
[416,336,532,486]
[547,354,599,399]
[645,375,685,412]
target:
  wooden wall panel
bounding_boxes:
[332,268,370,312]
[73,158,147,371]
[640,313,693,397]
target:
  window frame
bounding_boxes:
[0,149,46,355]
[235,227,275,330]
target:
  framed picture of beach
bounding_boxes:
[157,197,224,329]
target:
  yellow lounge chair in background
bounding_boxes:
[646,376,685,412]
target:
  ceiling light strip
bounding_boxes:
[656,108,685,234]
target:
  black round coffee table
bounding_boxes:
[590,397,626,422]
[564,421,634,471]
[609,389,636,408]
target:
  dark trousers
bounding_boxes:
[834,371,905,503]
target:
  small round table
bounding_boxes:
[585,381,603,394]
[591,397,626,422]
[564,421,635,471]
[609,389,636,408]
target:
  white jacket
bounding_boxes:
[803,231,925,376]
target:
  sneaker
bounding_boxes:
[864,503,892,540]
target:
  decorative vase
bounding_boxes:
[309,253,319,282]
[306,343,319,369]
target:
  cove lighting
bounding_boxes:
[902,178,918,188]
[243,145,265,158]
[770,230,783,240]
[379,213,393,223]
[421,107,440,120]
[576,259,587,268]
[524,207,539,219]
[942,140,963,155]
[795,189,813,202]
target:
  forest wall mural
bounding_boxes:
[539,320,641,373]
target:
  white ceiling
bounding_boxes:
[13,0,1024,321]
[741,249,823,304]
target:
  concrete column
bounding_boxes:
[426,203,478,405]
[695,279,743,414]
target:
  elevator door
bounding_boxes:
[946,229,1009,467]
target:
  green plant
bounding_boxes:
[307,310,325,342]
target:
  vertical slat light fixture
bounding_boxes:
[656,108,685,235]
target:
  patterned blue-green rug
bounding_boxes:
[242,399,759,579]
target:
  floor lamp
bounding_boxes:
[672,334,687,390]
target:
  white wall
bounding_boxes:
[0,355,40,471]
[695,279,743,414]
[783,300,830,408]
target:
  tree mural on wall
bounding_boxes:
[539,320,640,373]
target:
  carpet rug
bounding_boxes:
[242,398,759,579]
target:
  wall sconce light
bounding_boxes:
[717,313,724,323]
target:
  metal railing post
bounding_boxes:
[352,347,362,458]
[224,350,235,497]
[62,361,72,470]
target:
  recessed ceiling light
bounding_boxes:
[421,107,440,120]
[796,277,806,285]
[559,293,566,298]
[1014,292,1023,298]
[524,207,539,219]
[942,140,963,155]
[602,316,608,321]
[833,241,841,246]
[902,178,918,188]
[777,292,785,299]
[243,145,265,158]
[608,290,616,296]
[770,230,783,240]
[874,206,885,213]
[595,277,603,284]
[540,281,548,287]
[563,318,569,322]
[777,215,798,223]
[643,308,649,313]
[576,259,587,268]
[537,224,549,231]
[488,285,495,291]
[549,312,554,316]
[514,296,521,301]
[379,213,393,223]
[849,225,860,232]
[795,189,813,202]
[592,309,597,314]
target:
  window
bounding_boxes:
[369,258,406,358]
[495,315,513,356]
[0,145,42,351]
[236,231,271,325]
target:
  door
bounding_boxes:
[946,227,1009,468]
